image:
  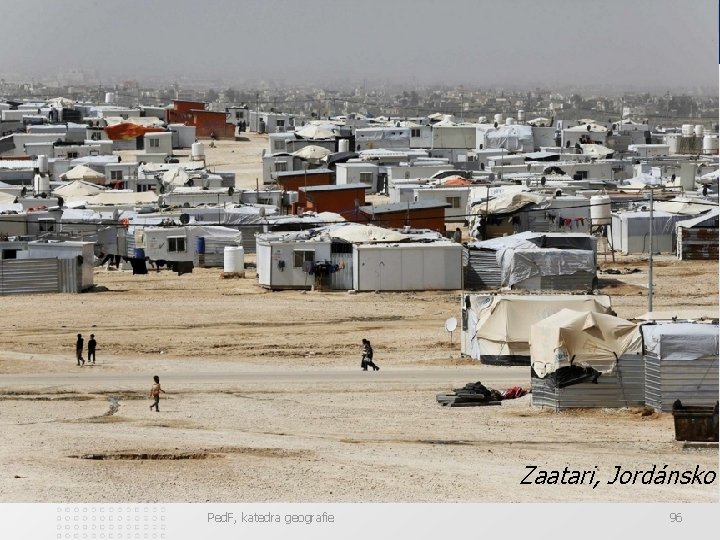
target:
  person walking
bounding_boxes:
[75,334,84,367]
[149,375,166,412]
[361,338,379,371]
[453,227,462,243]
[87,334,97,365]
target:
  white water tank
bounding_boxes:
[681,124,694,137]
[338,138,349,153]
[105,92,115,104]
[702,135,719,155]
[191,142,205,160]
[223,246,245,274]
[694,124,705,137]
[679,162,697,190]
[37,154,49,174]
[33,173,50,195]
[590,195,611,225]
[505,117,515,125]
[517,110,525,123]
[494,113,503,124]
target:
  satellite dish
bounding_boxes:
[445,317,457,332]
[179,213,190,225]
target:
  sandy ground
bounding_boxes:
[3,131,719,503]
[0,252,717,503]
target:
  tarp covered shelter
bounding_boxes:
[530,309,638,378]
[642,323,719,411]
[462,294,612,365]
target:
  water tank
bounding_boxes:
[590,195,611,225]
[695,125,705,137]
[517,110,525,123]
[195,237,205,254]
[223,246,245,274]
[478,116,487,123]
[104,92,115,104]
[338,138,349,153]
[37,154,48,174]
[33,173,50,195]
[505,117,515,126]
[702,135,719,155]
[681,124,694,137]
[493,113,504,124]
[191,142,205,160]
[679,162,697,191]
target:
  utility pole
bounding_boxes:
[648,187,654,313]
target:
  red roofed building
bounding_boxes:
[166,100,235,139]
[298,184,369,220]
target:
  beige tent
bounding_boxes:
[85,190,158,206]
[476,192,546,215]
[530,309,638,378]
[0,191,17,203]
[329,224,408,243]
[61,165,105,183]
[580,144,614,158]
[53,180,105,198]
[464,294,613,363]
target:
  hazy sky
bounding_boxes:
[0,0,717,89]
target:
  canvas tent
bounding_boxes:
[53,180,105,198]
[530,309,638,378]
[461,294,613,365]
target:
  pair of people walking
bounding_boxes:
[75,333,97,366]
[361,338,379,371]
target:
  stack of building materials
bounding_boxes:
[642,323,719,412]
[436,382,503,407]
[529,309,643,410]
[675,208,719,260]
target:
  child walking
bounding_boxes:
[149,375,166,412]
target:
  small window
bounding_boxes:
[67,151,78,159]
[359,172,373,183]
[38,219,55,233]
[411,128,421,138]
[273,140,285,151]
[110,170,123,180]
[149,138,160,148]
[446,196,461,209]
[168,237,186,253]
[275,161,288,172]
[293,250,314,268]
[276,119,285,128]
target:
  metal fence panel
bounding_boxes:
[0,258,60,295]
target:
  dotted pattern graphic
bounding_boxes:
[56,506,166,539]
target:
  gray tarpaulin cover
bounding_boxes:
[642,323,719,360]
[496,248,596,287]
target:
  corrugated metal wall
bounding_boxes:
[464,249,502,290]
[0,258,75,295]
[532,355,645,410]
[241,225,263,254]
[645,355,719,412]
[330,253,353,290]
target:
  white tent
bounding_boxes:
[530,309,638,378]
[53,180,105,198]
[292,145,332,163]
[294,124,337,140]
[61,165,105,182]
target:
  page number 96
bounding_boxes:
[669,513,683,523]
